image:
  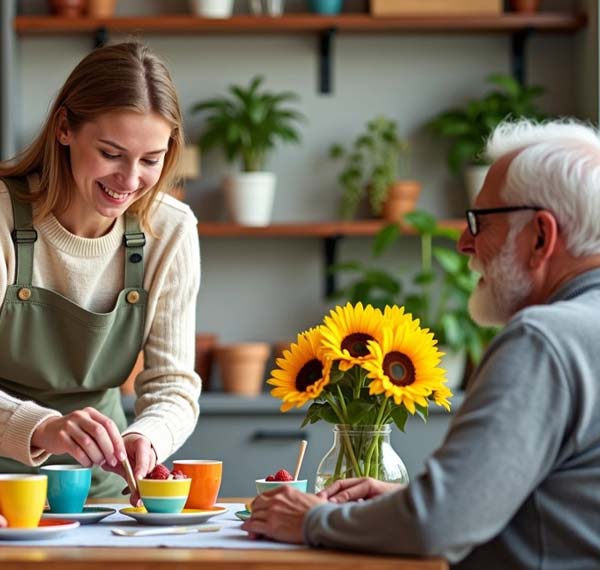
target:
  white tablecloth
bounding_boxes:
[1,503,305,550]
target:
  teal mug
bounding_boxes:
[310,0,343,14]
[40,465,92,514]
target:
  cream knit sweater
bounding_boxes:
[0,177,201,467]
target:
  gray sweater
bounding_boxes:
[304,268,600,569]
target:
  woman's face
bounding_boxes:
[57,109,172,237]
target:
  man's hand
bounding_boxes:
[317,477,402,503]
[102,433,156,506]
[0,514,6,528]
[241,486,326,543]
[31,408,126,468]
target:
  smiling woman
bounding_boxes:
[0,42,201,501]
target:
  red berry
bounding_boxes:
[274,469,293,481]
[147,464,170,480]
[170,469,187,480]
[265,474,276,481]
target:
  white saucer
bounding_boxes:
[120,506,228,526]
[43,506,116,525]
[0,519,80,540]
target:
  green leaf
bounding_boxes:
[440,313,464,349]
[345,401,374,424]
[415,403,429,423]
[390,406,409,432]
[433,247,464,274]
[328,261,363,274]
[320,404,341,424]
[373,224,400,257]
[414,271,435,285]
[404,210,436,234]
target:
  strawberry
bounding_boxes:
[170,469,187,480]
[274,469,293,481]
[147,464,170,480]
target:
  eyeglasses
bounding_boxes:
[465,206,543,236]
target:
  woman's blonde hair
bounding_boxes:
[0,42,184,231]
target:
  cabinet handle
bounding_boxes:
[251,430,308,441]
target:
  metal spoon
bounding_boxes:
[111,524,222,537]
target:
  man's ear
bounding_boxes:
[55,106,71,145]
[529,211,558,267]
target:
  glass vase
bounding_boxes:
[315,424,409,493]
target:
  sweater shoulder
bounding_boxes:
[148,193,198,238]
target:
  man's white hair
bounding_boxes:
[486,119,600,257]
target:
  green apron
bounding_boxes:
[0,177,147,497]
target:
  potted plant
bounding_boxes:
[330,115,421,221]
[329,210,497,389]
[427,73,545,203]
[191,76,304,225]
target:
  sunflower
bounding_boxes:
[363,311,450,414]
[267,327,332,412]
[320,302,384,371]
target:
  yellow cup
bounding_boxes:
[0,474,48,528]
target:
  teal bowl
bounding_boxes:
[255,479,308,495]
[141,496,188,514]
[137,478,191,514]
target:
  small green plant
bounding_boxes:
[330,115,410,220]
[427,74,545,174]
[191,75,305,172]
[330,210,496,364]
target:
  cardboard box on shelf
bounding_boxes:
[370,0,502,17]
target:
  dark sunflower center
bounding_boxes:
[341,333,374,357]
[383,351,416,386]
[295,359,323,392]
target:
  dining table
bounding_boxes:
[0,498,448,570]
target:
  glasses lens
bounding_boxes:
[467,211,477,235]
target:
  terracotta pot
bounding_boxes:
[195,333,218,392]
[49,0,86,17]
[509,0,541,13]
[215,343,271,396]
[382,180,422,223]
[87,0,117,18]
[120,351,144,395]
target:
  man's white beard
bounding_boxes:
[468,231,533,327]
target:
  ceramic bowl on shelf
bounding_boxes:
[255,478,308,495]
[137,477,191,514]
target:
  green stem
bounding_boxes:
[336,385,348,420]
[421,232,432,324]
[324,394,362,477]
[364,400,389,475]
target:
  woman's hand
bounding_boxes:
[241,486,326,543]
[31,407,126,468]
[102,433,157,506]
[317,477,402,503]
[0,514,6,528]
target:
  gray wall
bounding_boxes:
[10,1,595,389]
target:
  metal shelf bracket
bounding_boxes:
[323,235,341,297]
[94,26,108,49]
[318,28,336,94]
[511,27,533,85]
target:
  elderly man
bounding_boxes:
[242,119,600,569]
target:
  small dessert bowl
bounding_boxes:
[137,478,191,514]
[255,478,308,495]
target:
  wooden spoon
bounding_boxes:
[293,439,308,481]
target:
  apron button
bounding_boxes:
[126,290,140,304]
[18,287,31,301]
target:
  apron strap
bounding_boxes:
[3,177,36,287]
[123,212,145,289]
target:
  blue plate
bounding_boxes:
[235,509,251,521]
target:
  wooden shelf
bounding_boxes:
[197,219,465,238]
[14,13,586,35]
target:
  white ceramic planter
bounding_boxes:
[463,164,490,205]
[190,0,234,18]
[439,346,467,391]
[224,172,276,226]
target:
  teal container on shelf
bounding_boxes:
[310,0,343,15]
